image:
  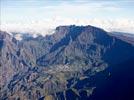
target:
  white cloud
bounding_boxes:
[1,1,134,35]
[1,18,134,36]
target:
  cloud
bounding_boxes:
[1,0,122,22]
[1,18,134,35]
[1,1,134,35]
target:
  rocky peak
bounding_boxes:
[0,31,12,40]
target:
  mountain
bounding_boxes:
[110,32,134,45]
[0,25,134,100]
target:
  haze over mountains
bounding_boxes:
[1,0,134,34]
[1,18,134,35]
[0,25,134,100]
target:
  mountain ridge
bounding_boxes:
[0,25,134,100]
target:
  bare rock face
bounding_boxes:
[0,31,28,88]
[0,31,17,87]
[0,25,134,100]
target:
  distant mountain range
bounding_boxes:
[110,32,134,45]
[0,25,134,100]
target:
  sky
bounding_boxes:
[0,0,134,34]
